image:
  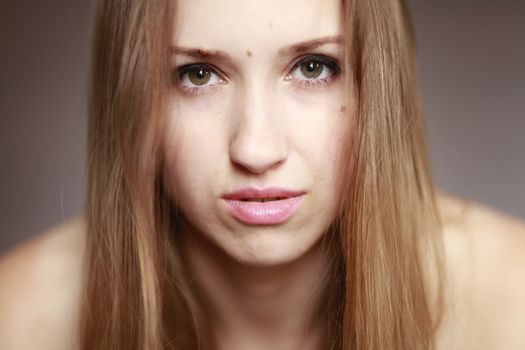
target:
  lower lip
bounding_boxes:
[223,195,305,225]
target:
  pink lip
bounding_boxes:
[222,187,305,225]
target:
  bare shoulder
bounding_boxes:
[436,191,525,350]
[0,217,86,350]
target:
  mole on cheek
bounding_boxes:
[246,49,252,57]
[340,105,347,113]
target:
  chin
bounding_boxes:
[218,228,325,267]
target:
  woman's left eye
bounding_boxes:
[287,55,341,86]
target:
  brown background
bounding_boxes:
[1,0,524,254]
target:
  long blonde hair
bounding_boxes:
[79,0,444,349]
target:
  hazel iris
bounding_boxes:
[187,66,211,86]
[299,59,324,79]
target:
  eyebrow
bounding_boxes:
[171,35,343,61]
[171,47,231,60]
[277,35,343,56]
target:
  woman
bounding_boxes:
[0,0,524,349]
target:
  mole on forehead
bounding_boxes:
[246,49,253,57]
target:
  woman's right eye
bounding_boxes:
[174,64,224,95]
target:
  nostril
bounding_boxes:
[229,117,288,174]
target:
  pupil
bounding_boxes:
[197,68,205,79]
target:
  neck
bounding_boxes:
[179,223,335,350]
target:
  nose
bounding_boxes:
[229,84,288,174]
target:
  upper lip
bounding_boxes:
[222,187,305,200]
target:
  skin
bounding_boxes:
[0,2,524,350]
[163,0,351,347]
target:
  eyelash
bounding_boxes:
[285,55,341,88]
[172,54,342,96]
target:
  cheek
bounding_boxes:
[290,90,352,179]
[162,104,226,208]
[292,94,353,222]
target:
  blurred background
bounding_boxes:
[0,0,523,254]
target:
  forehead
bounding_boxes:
[173,0,341,52]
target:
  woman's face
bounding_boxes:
[164,0,354,265]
